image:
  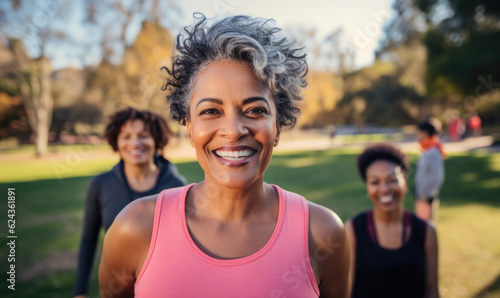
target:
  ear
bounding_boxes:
[274,123,281,147]
[185,118,195,148]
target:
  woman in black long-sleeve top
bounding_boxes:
[73,107,186,297]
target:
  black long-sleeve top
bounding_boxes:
[74,155,186,295]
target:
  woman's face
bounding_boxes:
[365,160,407,212]
[186,60,280,189]
[117,119,156,166]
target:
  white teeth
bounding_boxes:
[380,196,393,203]
[215,150,253,160]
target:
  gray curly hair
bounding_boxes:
[162,13,308,128]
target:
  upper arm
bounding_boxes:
[82,177,102,240]
[345,220,356,289]
[424,223,439,298]
[75,178,102,298]
[98,196,156,298]
[309,202,351,298]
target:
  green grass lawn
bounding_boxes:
[0,149,499,297]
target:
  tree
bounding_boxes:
[0,0,181,154]
[376,0,429,111]
[377,0,427,54]
[8,40,53,155]
[82,0,179,117]
[284,26,356,128]
[122,20,174,112]
[0,0,70,156]
[299,71,343,128]
[337,74,423,127]
[415,0,500,97]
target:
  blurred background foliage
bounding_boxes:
[0,0,500,156]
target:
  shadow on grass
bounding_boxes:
[474,272,500,298]
[436,154,500,208]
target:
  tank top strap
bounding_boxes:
[273,185,308,255]
[135,184,193,286]
[272,185,320,296]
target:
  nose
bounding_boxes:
[379,181,391,193]
[131,136,141,147]
[219,111,249,141]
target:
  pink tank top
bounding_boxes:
[135,184,320,297]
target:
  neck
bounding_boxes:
[373,206,404,225]
[190,178,274,222]
[123,160,158,181]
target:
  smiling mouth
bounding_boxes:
[380,195,393,203]
[129,149,145,156]
[214,149,255,160]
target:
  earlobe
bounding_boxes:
[274,124,281,147]
[186,119,195,148]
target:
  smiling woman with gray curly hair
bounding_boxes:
[99,13,350,298]
[162,13,308,127]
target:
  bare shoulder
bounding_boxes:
[99,195,159,297]
[307,201,348,260]
[308,201,346,245]
[425,221,438,248]
[115,194,158,223]
[110,194,159,240]
[344,219,355,246]
[307,201,351,297]
[100,194,159,276]
[102,194,159,259]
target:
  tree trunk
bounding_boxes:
[34,58,53,156]
[35,113,49,156]
[19,58,53,157]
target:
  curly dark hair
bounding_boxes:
[417,120,438,136]
[162,13,308,128]
[357,143,409,181]
[104,107,172,154]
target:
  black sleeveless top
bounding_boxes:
[351,210,427,298]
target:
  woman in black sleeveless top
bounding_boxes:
[346,144,439,298]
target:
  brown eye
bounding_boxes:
[248,107,267,114]
[200,108,221,115]
[245,107,268,118]
[389,177,398,184]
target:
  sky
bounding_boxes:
[179,0,395,68]
[9,0,395,70]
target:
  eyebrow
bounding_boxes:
[196,97,223,108]
[196,96,270,108]
[242,96,270,106]
[367,173,397,179]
